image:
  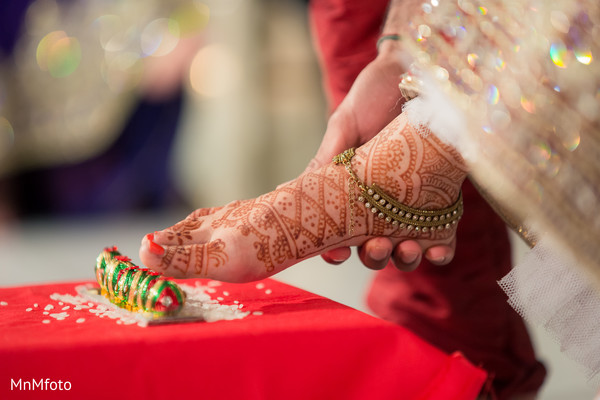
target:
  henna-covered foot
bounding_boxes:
[139,113,467,282]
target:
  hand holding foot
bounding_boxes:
[140,113,467,282]
[307,45,458,270]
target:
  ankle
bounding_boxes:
[351,115,466,210]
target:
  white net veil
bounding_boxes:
[498,236,600,381]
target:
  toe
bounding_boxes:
[186,200,244,219]
[140,238,231,280]
[151,216,214,246]
[140,234,169,273]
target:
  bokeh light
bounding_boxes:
[487,85,500,104]
[574,48,593,65]
[36,31,81,77]
[520,96,536,113]
[495,52,506,71]
[189,44,241,98]
[467,53,479,67]
[170,2,210,36]
[141,18,180,57]
[432,65,449,81]
[562,131,581,151]
[531,140,552,163]
[550,41,568,68]
[418,24,432,38]
[101,52,143,93]
[528,141,561,176]
[102,25,138,53]
[93,14,123,49]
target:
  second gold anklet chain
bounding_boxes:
[333,148,463,234]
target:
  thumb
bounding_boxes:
[276,110,357,190]
[304,111,358,174]
[302,153,331,175]
[276,150,332,190]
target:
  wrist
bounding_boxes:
[377,33,403,54]
[377,34,401,51]
[375,35,412,75]
[376,33,408,63]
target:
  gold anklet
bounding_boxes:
[333,148,463,234]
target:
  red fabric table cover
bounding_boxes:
[0,279,486,400]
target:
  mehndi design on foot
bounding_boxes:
[333,147,463,234]
[140,113,468,282]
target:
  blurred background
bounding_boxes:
[0,0,595,398]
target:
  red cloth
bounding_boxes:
[309,0,389,111]
[367,181,547,398]
[0,279,486,400]
[309,0,546,398]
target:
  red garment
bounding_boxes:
[309,1,546,398]
[309,0,389,110]
[0,279,486,400]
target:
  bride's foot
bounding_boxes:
[139,113,467,282]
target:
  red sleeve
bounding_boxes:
[309,0,390,112]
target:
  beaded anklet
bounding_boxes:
[333,148,463,235]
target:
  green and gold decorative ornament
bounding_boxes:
[95,246,185,316]
[333,148,463,234]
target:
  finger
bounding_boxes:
[321,247,352,265]
[424,237,456,266]
[358,237,393,270]
[391,240,423,271]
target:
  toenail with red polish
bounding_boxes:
[146,233,165,256]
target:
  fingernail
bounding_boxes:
[430,256,446,264]
[370,247,390,262]
[146,233,165,256]
[401,252,419,264]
